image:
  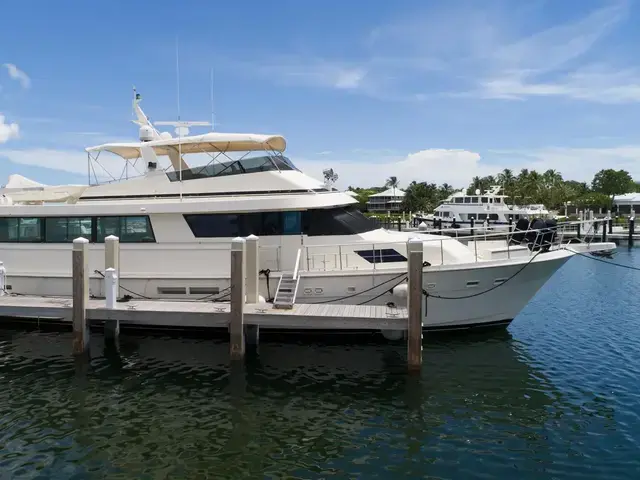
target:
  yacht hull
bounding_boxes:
[3,250,572,330]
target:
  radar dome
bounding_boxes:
[139,125,155,142]
[160,131,173,140]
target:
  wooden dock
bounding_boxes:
[0,295,409,330]
[0,235,425,371]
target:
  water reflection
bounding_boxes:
[0,327,574,479]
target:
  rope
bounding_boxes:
[310,271,408,304]
[424,250,543,300]
[357,276,407,305]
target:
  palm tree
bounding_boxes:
[385,176,400,197]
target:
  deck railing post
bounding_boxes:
[407,238,424,372]
[104,235,120,340]
[230,237,246,360]
[72,237,90,356]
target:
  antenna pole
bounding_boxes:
[210,68,215,131]
[176,37,183,201]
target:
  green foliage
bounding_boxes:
[352,169,636,213]
[591,169,634,205]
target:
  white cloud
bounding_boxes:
[2,63,31,89]
[297,143,640,189]
[296,149,492,188]
[0,115,19,144]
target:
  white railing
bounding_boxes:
[292,248,302,280]
[299,220,603,273]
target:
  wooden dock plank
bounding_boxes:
[0,295,408,330]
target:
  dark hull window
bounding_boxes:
[0,216,155,243]
[302,206,375,236]
[185,206,376,238]
[356,249,407,263]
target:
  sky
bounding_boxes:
[2,0,640,189]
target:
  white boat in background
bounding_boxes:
[414,186,549,233]
[0,91,615,331]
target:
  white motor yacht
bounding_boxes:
[0,92,614,331]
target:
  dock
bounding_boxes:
[0,234,425,371]
[0,295,408,330]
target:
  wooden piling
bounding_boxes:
[602,219,608,243]
[230,237,246,360]
[104,235,120,340]
[406,238,424,372]
[629,214,635,246]
[470,218,475,236]
[72,237,90,355]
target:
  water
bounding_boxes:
[1,250,640,479]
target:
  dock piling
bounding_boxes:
[72,237,90,356]
[230,237,246,360]
[602,219,608,243]
[407,238,424,372]
[470,218,475,236]
[630,213,635,246]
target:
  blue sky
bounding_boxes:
[2,0,640,188]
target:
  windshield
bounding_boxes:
[166,155,298,182]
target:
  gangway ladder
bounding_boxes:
[273,248,303,309]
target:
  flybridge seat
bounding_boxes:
[0,174,88,204]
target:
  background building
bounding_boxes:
[366,188,405,212]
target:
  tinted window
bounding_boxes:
[167,155,296,182]
[303,206,375,236]
[45,217,92,242]
[185,207,375,238]
[454,197,463,203]
[489,214,499,221]
[471,197,479,203]
[97,216,155,242]
[464,197,471,203]
[356,249,407,263]
[0,218,42,243]
[481,197,488,203]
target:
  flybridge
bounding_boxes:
[83,89,288,185]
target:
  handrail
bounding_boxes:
[292,247,302,280]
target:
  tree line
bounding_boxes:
[346,169,639,212]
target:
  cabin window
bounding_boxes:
[468,214,477,220]
[0,218,43,243]
[45,217,92,242]
[471,197,479,204]
[454,197,463,203]
[442,211,450,217]
[355,248,407,263]
[464,197,471,203]
[0,216,154,243]
[96,216,155,243]
[481,197,488,203]
[489,214,499,221]
[185,207,375,238]
[478,213,488,220]
[282,211,302,234]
